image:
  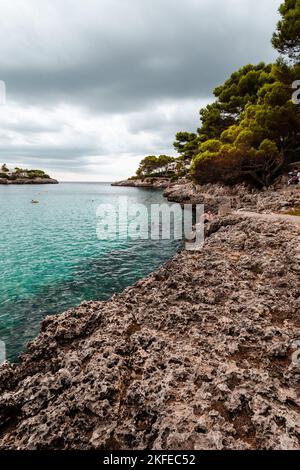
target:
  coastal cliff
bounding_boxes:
[163,180,300,213]
[111,177,171,189]
[113,177,300,214]
[0,177,58,185]
[0,204,299,450]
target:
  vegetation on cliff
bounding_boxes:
[134,155,190,179]
[133,0,300,188]
[272,0,300,62]
[136,155,175,177]
[0,164,51,181]
[191,61,300,186]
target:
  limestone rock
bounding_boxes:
[0,216,299,450]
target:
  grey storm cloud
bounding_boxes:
[0,0,282,180]
[1,0,280,111]
[0,144,101,161]
[0,120,62,134]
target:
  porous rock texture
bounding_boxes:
[112,177,300,214]
[0,216,299,450]
[164,181,300,214]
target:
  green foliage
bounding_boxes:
[199,139,222,153]
[136,155,175,177]
[173,63,274,162]
[272,0,300,63]
[136,1,300,188]
[0,165,50,180]
[136,156,158,177]
[198,102,235,142]
[13,167,25,176]
[199,63,274,140]
[191,57,300,188]
[26,169,50,179]
[173,132,199,161]
[213,63,274,115]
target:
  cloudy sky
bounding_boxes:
[0,0,281,181]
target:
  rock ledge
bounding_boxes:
[0,215,299,450]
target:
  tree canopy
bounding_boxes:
[136,1,300,188]
[272,0,300,63]
[0,165,50,180]
[191,63,300,186]
[136,155,175,177]
[173,63,275,163]
[185,0,300,187]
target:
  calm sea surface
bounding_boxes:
[0,183,181,362]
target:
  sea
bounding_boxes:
[0,183,181,362]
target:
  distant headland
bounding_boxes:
[0,164,58,185]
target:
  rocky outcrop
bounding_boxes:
[0,178,58,185]
[112,177,300,215]
[112,178,171,189]
[0,215,299,450]
[164,181,300,215]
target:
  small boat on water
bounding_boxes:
[31,200,39,204]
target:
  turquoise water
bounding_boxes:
[0,183,181,362]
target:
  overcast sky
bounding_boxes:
[0,0,281,181]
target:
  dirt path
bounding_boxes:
[234,210,300,226]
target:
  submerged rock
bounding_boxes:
[0,215,299,450]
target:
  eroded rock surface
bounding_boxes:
[112,177,300,215]
[0,216,299,450]
[164,181,300,215]
[111,178,170,189]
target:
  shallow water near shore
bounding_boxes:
[0,183,181,362]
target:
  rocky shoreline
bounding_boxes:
[0,183,299,450]
[0,177,58,185]
[164,180,300,214]
[111,177,171,189]
[113,177,300,215]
